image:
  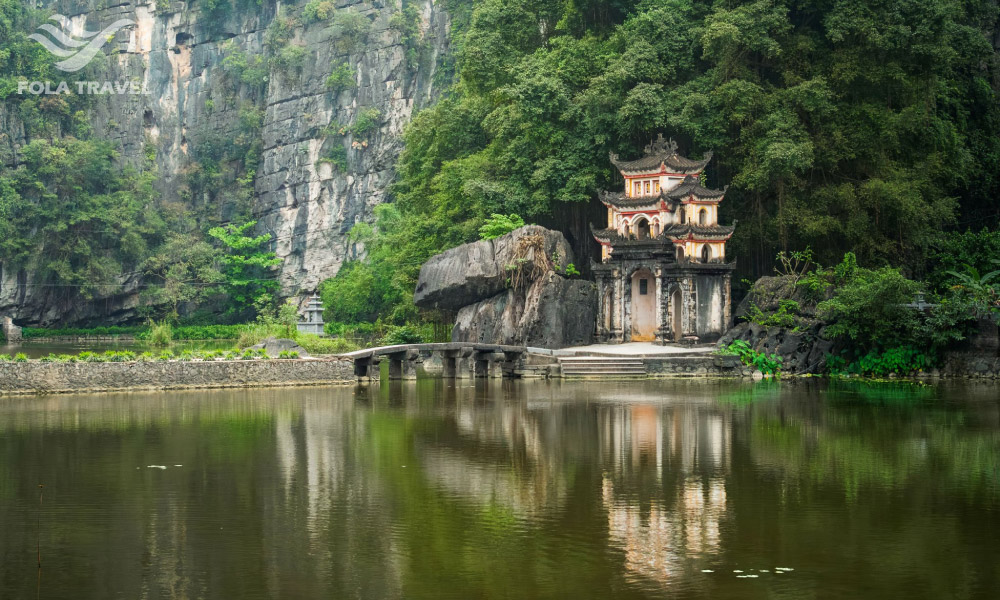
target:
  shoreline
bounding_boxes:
[3,357,997,396]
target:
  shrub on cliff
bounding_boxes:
[479,214,526,240]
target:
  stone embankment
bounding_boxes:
[0,359,355,395]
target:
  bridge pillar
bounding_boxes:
[455,349,476,379]
[387,351,418,380]
[354,357,382,380]
[442,350,458,379]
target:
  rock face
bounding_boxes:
[720,274,835,373]
[0,0,451,325]
[453,272,597,348]
[414,226,595,348]
[414,225,574,311]
[718,321,834,374]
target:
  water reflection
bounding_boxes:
[600,404,731,587]
[0,380,997,599]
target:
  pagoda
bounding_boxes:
[591,134,735,344]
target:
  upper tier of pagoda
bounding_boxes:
[593,134,735,265]
[598,175,727,211]
[609,134,713,176]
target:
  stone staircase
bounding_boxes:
[557,356,647,378]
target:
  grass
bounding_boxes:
[19,319,362,356]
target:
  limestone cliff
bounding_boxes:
[0,0,450,324]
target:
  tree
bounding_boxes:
[141,233,223,320]
[207,221,282,319]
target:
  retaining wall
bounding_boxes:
[0,359,355,395]
[644,355,745,377]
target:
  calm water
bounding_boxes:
[1,380,998,599]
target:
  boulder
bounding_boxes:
[452,272,597,348]
[733,274,829,320]
[249,337,311,358]
[414,225,574,311]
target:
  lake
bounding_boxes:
[0,380,997,599]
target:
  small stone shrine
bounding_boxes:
[296,295,326,336]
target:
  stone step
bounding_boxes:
[560,362,646,370]
[559,358,644,364]
[558,356,647,377]
[561,364,646,369]
[561,369,646,375]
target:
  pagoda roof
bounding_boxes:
[662,222,736,241]
[591,225,623,245]
[610,134,713,175]
[598,176,726,210]
[591,222,736,245]
[664,175,726,201]
[597,190,664,211]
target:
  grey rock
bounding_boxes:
[777,332,803,356]
[249,337,310,358]
[414,225,574,311]
[452,272,596,348]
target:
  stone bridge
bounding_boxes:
[341,343,530,380]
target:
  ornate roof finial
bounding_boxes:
[645,133,677,156]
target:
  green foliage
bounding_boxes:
[141,233,223,319]
[564,263,581,277]
[817,253,981,371]
[294,333,358,354]
[943,261,1000,322]
[379,324,426,346]
[148,320,174,347]
[0,137,164,300]
[320,258,398,324]
[479,213,526,240]
[718,340,782,376]
[13,352,28,363]
[325,62,356,93]
[278,300,300,338]
[221,42,269,91]
[352,108,382,137]
[924,230,1000,292]
[303,0,336,23]
[818,267,924,350]
[827,346,932,377]
[207,221,282,319]
[318,143,349,171]
[330,11,371,54]
[390,1,427,70]
[22,326,144,339]
[744,299,799,328]
[277,349,300,359]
